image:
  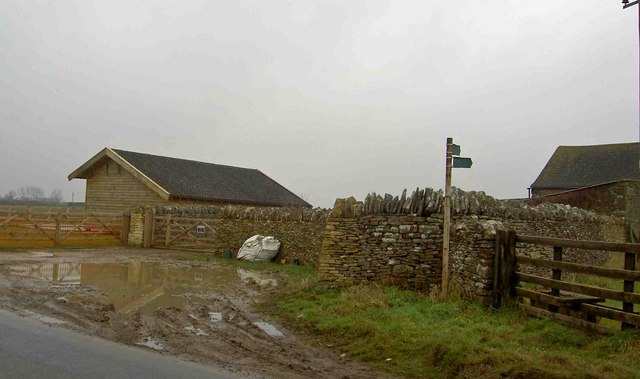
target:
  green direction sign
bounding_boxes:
[451,144,461,156]
[453,157,472,168]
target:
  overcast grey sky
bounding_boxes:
[0,1,637,208]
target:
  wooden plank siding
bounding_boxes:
[84,158,232,213]
[85,159,168,213]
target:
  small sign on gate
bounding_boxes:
[196,225,205,234]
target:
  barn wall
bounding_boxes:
[625,181,640,229]
[531,188,572,197]
[83,159,284,213]
[85,159,167,213]
[528,181,640,233]
[528,182,628,218]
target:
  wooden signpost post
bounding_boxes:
[441,137,472,297]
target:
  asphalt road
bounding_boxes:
[0,309,245,379]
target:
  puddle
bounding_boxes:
[10,262,81,285]
[237,269,278,287]
[31,252,54,258]
[184,326,209,336]
[136,337,165,351]
[209,312,223,323]
[8,262,279,314]
[253,321,284,338]
[24,310,67,325]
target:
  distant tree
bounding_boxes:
[2,190,16,200]
[1,187,64,203]
[17,186,45,201]
[48,189,63,203]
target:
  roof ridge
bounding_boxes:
[557,142,640,148]
[111,148,259,172]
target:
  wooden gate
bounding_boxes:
[494,230,640,334]
[0,206,127,248]
[151,214,219,250]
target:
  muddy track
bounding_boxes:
[0,248,397,379]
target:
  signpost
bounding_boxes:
[442,138,473,297]
[453,157,473,168]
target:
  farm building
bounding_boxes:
[68,148,311,213]
[528,142,640,239]
[529,142,640,198]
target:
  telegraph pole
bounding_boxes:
[623,0,640,140]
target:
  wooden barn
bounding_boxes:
[68,148,311,213]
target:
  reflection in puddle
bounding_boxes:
[184,326,209,336]
[31,252,54,258]
[136,336,165,351]
[9,262,278,314]
[10,262,81,285]
[24,310,68,325]
[253,321,284,338]
[237,269,278,287]
[209,312,223,323]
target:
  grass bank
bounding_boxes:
[264,281,640,378]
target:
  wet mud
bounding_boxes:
[0,248,394,379]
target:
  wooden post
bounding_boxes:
[500,230,518,307]
[622,251,637,330]
[164,214,171,247]
[441,137,453,297]
[54,211,61,246]
[492,230,505,309]
[549,246,562,313]
[120,212,131,245]
[143,209,153,248]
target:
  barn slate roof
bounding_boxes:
[530,142,640,190]
[70,148,311,208]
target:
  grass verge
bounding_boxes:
[263,281,640,378]
[176,255,640,378]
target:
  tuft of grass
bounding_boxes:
[266,282,640,378]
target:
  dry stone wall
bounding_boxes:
[130,205,328,265]
[319,188,626,305]
[449,217,502,305]
[319,212,443,290]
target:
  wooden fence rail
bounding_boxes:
[494,230,640,334]
[0,207,129,248]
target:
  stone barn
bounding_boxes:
[529,142,640,198]
[528,142,640,239]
